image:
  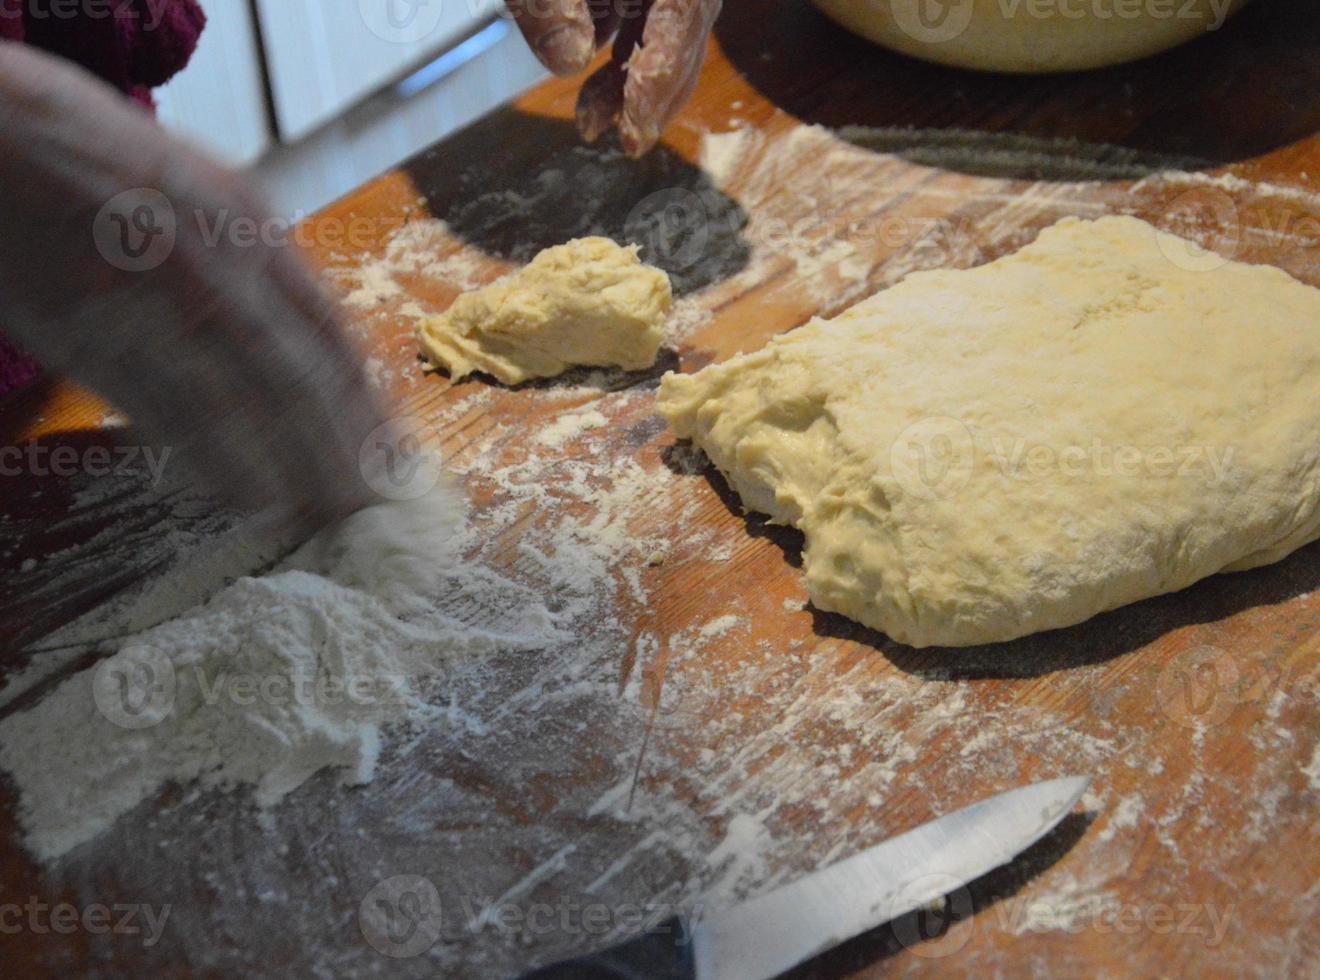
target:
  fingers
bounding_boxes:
[575,1,649,142]
[505,0,596,75]
[572,0,720,156]
[617,0,721,156]
[576,62,626,143]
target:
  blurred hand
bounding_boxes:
[506,0,721,156]
[0,44,386,532]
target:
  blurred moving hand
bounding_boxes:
[507,0,722,156]
[0,44,386,530]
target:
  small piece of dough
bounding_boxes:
[658,216,1320,648]
[417,237,672,385]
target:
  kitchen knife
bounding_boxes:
[524,775,1090,979]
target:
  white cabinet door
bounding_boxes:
[154,0,271,166]
[254,0,495,143]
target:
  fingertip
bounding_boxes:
[576,62,625,143]
[619,118,661,158]
[536,23,595,75]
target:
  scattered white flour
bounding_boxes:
[707,542,735,562]
[331,217,503,314]
[705,811,773,901]
[534,409,609,449]
[340,262,405,310]
[362,355,389,390]
[666,296,716,341]
[1134,168,1320,208]
[4,120,1313,976]
[698,615,741,640]
[699,127,759,188]
[0,484,566,862]
[999,873,1122,936]
[1097,793,1145,842]
[1303,741,1320,792]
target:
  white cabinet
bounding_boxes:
[154,0,271,165]
[253,0,495,142]
[153,0,540,209]
[253,19,546,216]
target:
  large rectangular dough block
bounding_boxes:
[658,216,1320,648]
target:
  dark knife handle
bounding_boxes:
[520,916,697,979]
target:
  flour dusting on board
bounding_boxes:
[333,217,498,313]
[3,121,1317,977]
[0,486,568,861]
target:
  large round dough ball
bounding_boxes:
[811,0,1253,73]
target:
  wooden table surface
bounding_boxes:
[2,1,1318,976]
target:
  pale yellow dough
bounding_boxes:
[658,216,1320,648]
[417,237,672,385]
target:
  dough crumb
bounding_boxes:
[417,237,672,385]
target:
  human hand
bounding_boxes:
[506,0,721,156]
[0,44,386,532]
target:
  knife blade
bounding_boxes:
[524,775,1090,980]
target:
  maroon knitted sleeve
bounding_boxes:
[16,0,206,108]
[0,0,23,44]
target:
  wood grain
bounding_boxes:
[1,1,1317,976]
